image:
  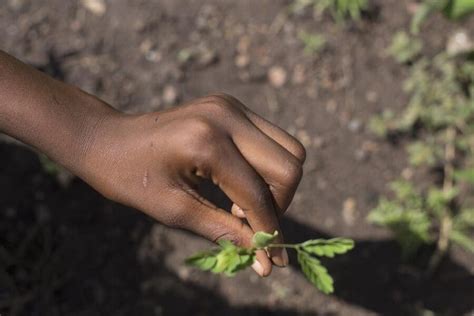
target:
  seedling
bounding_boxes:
[369,52,474,272]
[186,231,354,294]
[291,0,368,22]
[387,31,423,64]
[298,31,327,55]
[411,0,474,34]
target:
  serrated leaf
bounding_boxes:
[187,240,255,276]
[388,31,423,64]
[218,239,236,250]
[297,251,334,294]
[368,190,432,258]
[301,238,354,258]
[453,208,474,229]
[407,141,438,167]
[298,31,326,55]
[252,230,278,248]
[427,187,458,217]
[185,250,218,271]
[411,0,443,34]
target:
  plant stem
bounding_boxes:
[428,127,456,275]
[267,243,301,249]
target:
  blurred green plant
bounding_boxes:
[291,0,368,22]
[39,153,62,176]
[387,31,423,64]
[298,31,327,55]
[369,52,474,271]
[411,0,474,34]
[186,231,354,294]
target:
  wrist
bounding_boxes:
[66,96,130,180]
[73,102,144,196]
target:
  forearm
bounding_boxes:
[0,50,121,175]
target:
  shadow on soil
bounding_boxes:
[0,143,472,316]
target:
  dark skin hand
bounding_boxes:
[0,50,306,276]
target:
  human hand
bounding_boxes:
[79,94,306,276]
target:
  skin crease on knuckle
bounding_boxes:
[241,181,275,220]
[276,155,303,189]
[210,219,246,246]
[156,190,191,230]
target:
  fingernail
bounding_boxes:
[251,260,264,276]
[271,248,289,267]
[282,248,289,265]
[234,205,245,218]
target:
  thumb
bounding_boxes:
[157,191,273,277]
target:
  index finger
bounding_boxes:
[209,140,288,267]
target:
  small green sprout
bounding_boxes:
[186,231,354,294]
[411,0,474,34]
[291,0,368,22]
[368,50,474,272]
[387,31,423,64]
[298,31,326,55]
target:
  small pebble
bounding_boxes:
[348,119,362,132]
[235,54,250,68]
[342,198,357,226]
[81,0,106,16]
[296,129,312,147]
[162,85,178,105]
[268,66,287,88]
[355,148,368,162]
[402,167,414,180]
[447,30,474,56]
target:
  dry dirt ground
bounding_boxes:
[1,0,474,315]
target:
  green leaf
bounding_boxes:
[388,31,423,64]
[368,188,432,258]
[185,250,218,271]
[295,0,367,23]
[368,110,395,137]
[427,187,458,217]
[407,141,439,167]
[301,238,354,258]
[443,0,474,19]
[298,31,326,55]
[297,251,334,294]
[410,0,448,34]
[252,231,279,248]
[454,168,474,184]
[38,153,63,176]
[218,239,236,250]
[187,240,255,276]
[453,208,474,229]
[450,229,474,253]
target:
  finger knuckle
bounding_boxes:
[212,225,245,246]
[292,139,307,162]
[280,158,303,187]
[181,118,221,166]
[161,209,187,229]
[209,93,242,105]
[200,95,233,114]
[193,144,220,169]
[189,117,217,141]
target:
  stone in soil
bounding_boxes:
[268,66,287,88]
